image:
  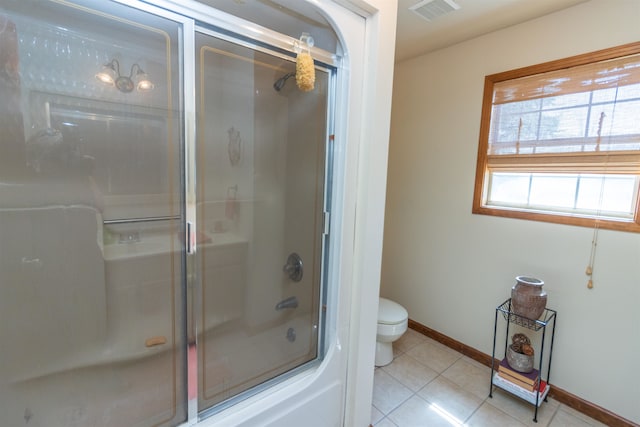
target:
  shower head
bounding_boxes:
[273,72,295,92]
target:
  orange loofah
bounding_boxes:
[295,52,315,92]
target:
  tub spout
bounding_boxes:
[275,296,298,311]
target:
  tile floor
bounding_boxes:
[371,328,607,427]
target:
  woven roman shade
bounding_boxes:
[492,54,640,105]
[482,43,640,175]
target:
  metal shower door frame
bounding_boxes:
[114,1,339,424]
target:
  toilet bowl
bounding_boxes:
[375,297,408,367]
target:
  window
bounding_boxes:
[473,42,640,232]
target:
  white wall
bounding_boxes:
[336,0,398,425]
[382,0,640,423]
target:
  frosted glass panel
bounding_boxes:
[195,32,329,411]
[0,1,186,426]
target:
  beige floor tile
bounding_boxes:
[405,339,461,373]
[372,369,413,415]
[394,328,428,354]
[371,405,384,425]
[487,387,559,426]
[548,407,595,427]
[417,376,484,422]
[551,405,608,427]
[461,355,491,371]
[392,345,403,360]
[382,353,439,392]
[465,401,528,427]
[389,394,466,427]
[374,332,621,427]
[442,357,492,400]
[375,417,399,427]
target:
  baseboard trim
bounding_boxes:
[408,319,639,427]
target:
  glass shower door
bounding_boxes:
[0,1,187,426]
[194,31,330,412]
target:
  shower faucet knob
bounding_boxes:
[283,252,303,282]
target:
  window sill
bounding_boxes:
[472,205,640,233]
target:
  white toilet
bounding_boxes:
[375,297,409,367]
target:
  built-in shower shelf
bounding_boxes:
[102,230,247,261]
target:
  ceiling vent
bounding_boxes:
[409,0,461,21]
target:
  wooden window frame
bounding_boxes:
[473,42,640,233]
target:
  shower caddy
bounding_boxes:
[489,299,557,423]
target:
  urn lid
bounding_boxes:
[516,276,544,286]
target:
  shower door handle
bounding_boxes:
[186,221,195,254]
[283,252,303,282]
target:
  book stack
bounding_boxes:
[493,358,550,406]
[498,358,539,391]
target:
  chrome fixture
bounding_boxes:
[96,59,154,93]
[283,252,303,282]
[273,72,295,92]
[275,296,299,311]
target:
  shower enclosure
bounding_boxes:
[0,0,335,425]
